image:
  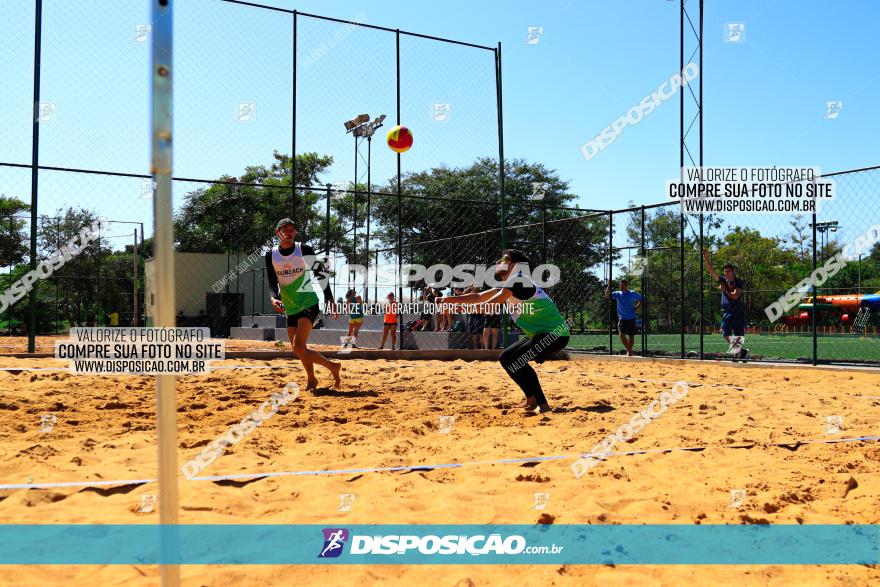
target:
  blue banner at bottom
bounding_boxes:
[0,525,876,565]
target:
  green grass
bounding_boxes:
[568,332,880,362]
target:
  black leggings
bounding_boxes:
[498,332,569,405]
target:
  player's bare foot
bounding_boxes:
[522,400,552,417]
[306,378,319,391]
[328,362,341,387]
[520,396,538,412]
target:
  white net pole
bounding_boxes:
[151,1,179,584]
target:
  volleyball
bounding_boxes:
[386,125,413,153]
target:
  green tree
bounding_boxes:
[36,208,106,327]
[174,151,334,254]
[788,216,811,266]
[0,195,29,268]
[369,158,606,322]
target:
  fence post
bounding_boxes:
[680,211,685,358]
[698,0,704,360]
[291,10,297,221]
[396,29,403,347]
[541,199,547,264]
[56,218,61,332]
[28,0,44,352]
[699,214,704,360]
[640,206,646,356]
[353,136,358,263]
[678,0,685,360]
[495,41,508,348]
[366,135,372,300]
[812,212,817,365]
[133,229,138,326]
[608,211,613,355]
[6,217,12,329]
[325,183,331,256]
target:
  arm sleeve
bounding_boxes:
[265,252,279,297]
[301,244,334,303]
[610,291,621,300]
[634,292,643,301]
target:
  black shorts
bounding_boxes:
[467,315,485,334]
[286,304,321,327]
[618,319,637,336]
[534,334,569,363]
[485,314,501,329]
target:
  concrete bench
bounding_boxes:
[231,314,519,350]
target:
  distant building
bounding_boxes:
[144,252,268,325]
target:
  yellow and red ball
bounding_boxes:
[386,125,413,153]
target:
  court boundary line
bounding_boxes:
[563,371,880,399]
[2,435,877,491]
[3,349,879,372]
[567,351,880,374]
[2,365,877,400]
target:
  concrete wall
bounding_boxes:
[145,252,259,324]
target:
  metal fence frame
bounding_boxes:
[2,0,879,366]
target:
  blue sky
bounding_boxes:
[1,0,878,249]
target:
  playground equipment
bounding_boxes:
[796,291,880,333]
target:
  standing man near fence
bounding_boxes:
[702,249,750,361]
[604,279,642,356]
[266,218,341,390]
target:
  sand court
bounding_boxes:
[0,354,877,584]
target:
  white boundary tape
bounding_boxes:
[2,364,877,490]
[2,435,878,491]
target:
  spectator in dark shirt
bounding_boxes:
[418,287,436,331]
[465,285,485,349]
[703,249,750,361]
[482,285,501,350]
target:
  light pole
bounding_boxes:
[345,114,368,274]
[813,220,839,262]
[343,113,385,302]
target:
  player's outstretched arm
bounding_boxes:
[301,244,338,318]
[702,249,720,281]
[438,288,511,311]
[265,251,283,313]
[483,288,513,306]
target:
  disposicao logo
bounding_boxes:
[318,528,349,558]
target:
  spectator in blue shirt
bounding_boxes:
[604,279,643,356]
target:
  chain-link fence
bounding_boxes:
[0,0,505,352]
[575,166,880,366]
[2,1,879,364]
